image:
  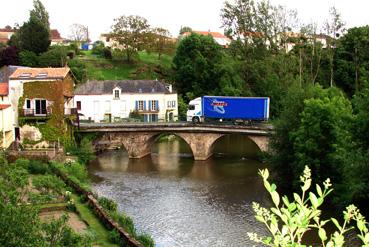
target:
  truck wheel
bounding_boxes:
[192,117,200,124]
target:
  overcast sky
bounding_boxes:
[1,0,369,41]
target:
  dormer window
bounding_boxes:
[36,72,48,78]
[114,89,120,99]
[19,73,31,78]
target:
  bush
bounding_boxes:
[14,158,30,170]
[103,48,112,59]
[108,229,124,245]
[111,212,136,237]
[38,46,68,67]
[98,196,118,212]
[68,59,87,84]
[28,160,50,174]
[136,233,155,247]
[19,50,38,67]
[32,174,65,195]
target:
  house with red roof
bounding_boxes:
[180,31,232,47]
[0,27,65,45]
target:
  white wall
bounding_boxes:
[0,95,15,148]
[74,92,178,123]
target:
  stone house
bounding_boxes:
[74,80,178,123]
[8,67,75,129]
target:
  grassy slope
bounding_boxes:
[79,51,173,81]
[72,194,118,247]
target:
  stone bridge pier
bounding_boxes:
[93,131,270,161]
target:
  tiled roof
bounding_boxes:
[75,80,174,95]
[183,31,229,39]
[10,67,70,80]
[0,83,8,96]
[51,29,63,40]
[0,28,15,32]
[0,104,11,110]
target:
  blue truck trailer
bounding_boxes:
[186,96,270,123]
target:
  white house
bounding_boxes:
[181,31,232,47]
[0,82,14,149]
[74,80,178,123]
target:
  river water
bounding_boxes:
[87,135,271,247]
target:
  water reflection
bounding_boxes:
[88,135,270,247]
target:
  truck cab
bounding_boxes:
[186,97,202,123]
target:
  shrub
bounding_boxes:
[28,160,50,174]
[111,212,136,237]
[103,48,112,59]
[38,46,68,67]
[68,59,87,84]
[14,158,30,170]
[32,174,65,195]
[98,196,118,212]
[108,229,124,245]
[136,233,155,247]
[19,50,38,67]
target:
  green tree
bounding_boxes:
[147,27,175,60]
[172,32,224,101]
[291,91,353,191]
[18,15,50,54]
[30,0,50,31]
[179,26,192,35]
[266,85,352,193]
[324,6,345,87]
[111,15,150,63]
[335,26,369,96]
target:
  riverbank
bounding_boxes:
[0,152,154,247]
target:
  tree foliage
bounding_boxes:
[110,15,150,63]
[172,33,224,101]
[0,46,19,66]
[14,0,51,54]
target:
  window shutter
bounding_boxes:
[156,100,159,111]
[144,114,148,122]
[148,101,152,111]
[143,101,146,111]
[135,101,138,110]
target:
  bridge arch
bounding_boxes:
[148,132,194,158]
[211,134,267,159]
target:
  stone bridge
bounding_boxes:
[77,123,273,161]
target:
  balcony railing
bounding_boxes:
[21,109,51,117]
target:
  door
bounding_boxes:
[35,99,47,115]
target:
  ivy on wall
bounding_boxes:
[17,74,75,145]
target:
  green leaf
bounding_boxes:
[271,191,280,207]
[271,183,277,192]
[331,218,342,231]
[316,184,323,197]
[318,228,327,241]
[309,192,319,209]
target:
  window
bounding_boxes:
[36,73,48,78]
[76,101,81,110]
[150,100,158,111]
[35,99,47,115]
[171,100,176,108]
[167,101,171,108]
[114,90,120,99]
[188,105,195,110]
[137,100,144,111]
[19,73,31,78]
[167,100,176,108]
[26,99,31,109]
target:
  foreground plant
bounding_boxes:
[248,166,369,247]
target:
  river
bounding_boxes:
[87,134,271,247]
